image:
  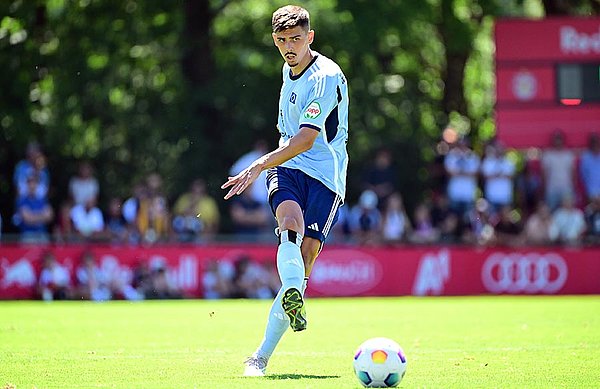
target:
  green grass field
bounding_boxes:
[1,296,599,388]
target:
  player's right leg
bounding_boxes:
[275,193,306,331]
[276,220,307,332]
[268,167,308,332]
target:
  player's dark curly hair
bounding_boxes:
[272,5,310,33]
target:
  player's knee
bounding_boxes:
[278,215,302,234]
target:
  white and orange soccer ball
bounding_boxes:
[353,337,407,388]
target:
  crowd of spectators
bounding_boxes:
[5,132,600,247]
[9,143,225,245]
[202,256,280,300]
[35,247,279,302]
[331,131,600,247]
[36,249,183,302]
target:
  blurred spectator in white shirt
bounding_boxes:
[69,161,99,206]
[75,250,112,301]
[70,196,105,241]
[38,251,71,301]
[444,138,480,218]
[541,131,575,211]
[579,133,600,201]
[481,142,515,213]
[549,195,586,245]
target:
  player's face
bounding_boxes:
[272,26,314,73]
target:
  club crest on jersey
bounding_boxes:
[304,101,321,119]
[289,92,297,104]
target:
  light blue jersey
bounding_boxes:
[277,51,349,201]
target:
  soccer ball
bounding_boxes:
[353,337,407,388]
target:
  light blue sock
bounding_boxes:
[276,230,305,292]
[255,287,288,359]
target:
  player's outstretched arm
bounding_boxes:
[221,127,318,200]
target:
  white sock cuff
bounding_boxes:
[278,229,303,246]
[302,277,309,294]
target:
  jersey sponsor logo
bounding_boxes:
[304,101,321,119]
[481,252,568,294]
[289,92,297,104]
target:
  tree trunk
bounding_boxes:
[182,1,214,86]
[437,2,472,118]
[181,0,224,177]
[443,53,469,116]
[541,0,572,15]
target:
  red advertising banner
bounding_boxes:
[496,106,599,148]
[1,244,599,299]
[495,17,600,62]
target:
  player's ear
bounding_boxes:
[308,30,314,44]
[272,32,278,45]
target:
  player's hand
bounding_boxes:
[221,164,261,200]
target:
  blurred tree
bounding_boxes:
[0,0,189,224]
[0,0,597,236]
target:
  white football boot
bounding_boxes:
[243,355,268,376]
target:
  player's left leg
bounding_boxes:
[301,236,322,277]
[300,176,342,294]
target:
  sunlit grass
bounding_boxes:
[1,296,599,388]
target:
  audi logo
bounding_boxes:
[482,253,568,294]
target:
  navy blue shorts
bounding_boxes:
[266,166,342,243]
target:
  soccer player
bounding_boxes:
[221,4,349,376]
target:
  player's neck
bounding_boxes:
[290,49,315,76]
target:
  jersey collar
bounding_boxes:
[289,54,319,81]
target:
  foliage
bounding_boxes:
[0,0,187,209]
[0,0,597,232]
